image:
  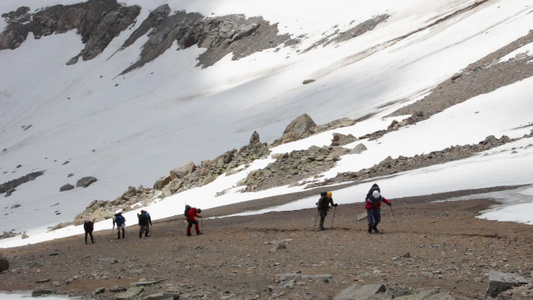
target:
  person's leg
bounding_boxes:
[145,225,149,237]
[373,210,381,232]
[89,231,94,243]
[85,232,88,244]
[121,227,125,238]
[367,210,375,233]
[193,220,200,235]
[319,210,327,230]
[187,221,192,236]
[117,228,121,239]
[139,226,143,238]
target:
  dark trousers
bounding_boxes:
[139,225,149,237]
[85,231,94,244]
[319,209,328,229]
[187,219,200,235]
[367,209,381,225]
[117,227,125,239]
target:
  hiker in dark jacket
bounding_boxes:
[112,212,126,239]
[365,184,391,233]
[316,191,337,231]
[187,207,202,236]
[83,219,95,244]
[137,210,151,238]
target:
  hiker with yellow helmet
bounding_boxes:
[316,191,337,231]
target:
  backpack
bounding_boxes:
[366,184,381,200]
[184,205,191,218]
[115,214,125,226]
[317,193,329,209]
[138,212,147,225]
[83,220,93,231]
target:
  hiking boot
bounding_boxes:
[368,225,372,234]
[187,232,191,236]
[197,232,203,235]
[319,227,326,231]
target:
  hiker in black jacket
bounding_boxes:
[137,210,151,238]
[317,191,337,231]
[83,219,95,244]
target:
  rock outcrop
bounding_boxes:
[0,0,140,61]
[0,171,44,197]
[0,1,294,74]
[76,131,270,221]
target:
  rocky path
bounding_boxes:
[1,189,532,299]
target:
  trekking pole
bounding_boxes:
[313,210,319,229]
[330,206,337,228]
[389,205,397,223]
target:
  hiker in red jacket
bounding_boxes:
[187,207,202,236]
[365,184,391,233]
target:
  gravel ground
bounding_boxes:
[0,187,532,299]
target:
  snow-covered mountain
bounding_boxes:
[1,0,532,248]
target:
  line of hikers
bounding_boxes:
[83,183,391,244]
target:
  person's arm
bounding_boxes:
[365,198,373,210]
[382,197,392,206]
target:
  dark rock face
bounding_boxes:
[0,0,140,62]
[0,171,44,197]
[120,8,292,73]
[0,2,293,73]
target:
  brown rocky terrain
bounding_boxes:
[1,2,533,300]
[0,187,532,299]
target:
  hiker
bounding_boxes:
[83,219,95,244]
[365,183,391,233]
[316,191,337,231]
[112,212,126,239]
[186,207,202,236]
[137,210,152,238]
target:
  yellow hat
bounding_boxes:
[327,191,332,198]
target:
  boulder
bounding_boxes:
[486,270,528,299]
[115,286,144,299]
[350,143,368,154]
[394,288,454,299]
[334,284,386,300]
[170,161,197,180]
[59,183,74,191]
[330,133,357,146]
[76,176,97,188]
[277,113,317,145]
[31,288,55,297]
[153,175,172,190]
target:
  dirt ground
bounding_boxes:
[1,188,532,299]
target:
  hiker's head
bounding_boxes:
[141,210,145,213]
[372,190,380,199]
[197,208,202,213]
[327,191,332,198]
